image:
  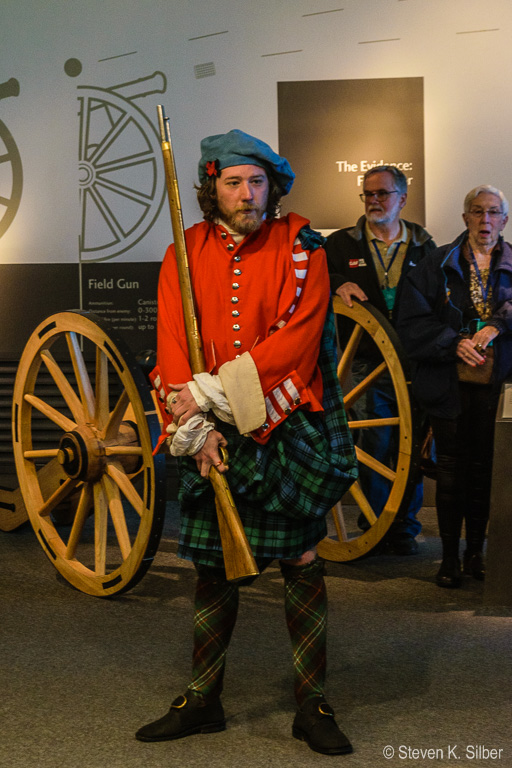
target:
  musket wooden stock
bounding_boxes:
[156,105,258,581]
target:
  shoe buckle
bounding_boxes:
[171,695,188,710]
[318,702,334,717]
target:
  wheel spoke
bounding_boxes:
[37,476,80,518]
[355,445,396,482]
[23,393,77,432]
[23,449,60,459]
[331,501,348,541]
[343,361,387,410]
[106,460,145,516]
[348,481,378,526]
[104,446,143,456]
[102,475,131,559]
[348,416,400,429]
[337,324,364,388]
[66,332,95,421]
[95,348,110,429]
[102,389,130,441]
[65,484,93,559]
[93,482,108,575]
[86,110,130,167]
[40,349,86,424]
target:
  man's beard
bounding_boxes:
[221,205,266,235]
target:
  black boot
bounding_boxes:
[436,554,462,588]
[135,692,225,742]
[463,467,489,582]
[462,550,486,580]
[434,449,464,589]
[292,697,353,755]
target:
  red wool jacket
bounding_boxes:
[152,212,330,444]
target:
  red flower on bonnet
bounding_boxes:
[206,160,219,177]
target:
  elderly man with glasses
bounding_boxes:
[325,165,436,555]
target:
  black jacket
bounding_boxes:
[325,216,436,356]
[396,231,512,418]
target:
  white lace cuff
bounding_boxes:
[188,373,236,425]
[169,414,215,457]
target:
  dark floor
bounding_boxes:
[1,498,512,768]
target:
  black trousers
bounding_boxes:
[430,382,500,556]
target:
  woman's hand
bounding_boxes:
[192,429,228,478]
[471,325,499,352]
[168,382,202,425]
[456,326,498,367]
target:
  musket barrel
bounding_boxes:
[156,105,258,581]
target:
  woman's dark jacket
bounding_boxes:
[396,231,512,418]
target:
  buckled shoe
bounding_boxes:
[135,692,226,742]
[292,697,353,755]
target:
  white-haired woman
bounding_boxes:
[397,185,512,588]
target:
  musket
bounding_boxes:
[156,105,259,582]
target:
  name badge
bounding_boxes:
[349,258,366,268]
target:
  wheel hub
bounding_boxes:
[57,426,104,482]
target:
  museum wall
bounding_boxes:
[1,0,511,347]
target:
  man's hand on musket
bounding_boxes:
[193,430,228,478]
[168,382,201,424]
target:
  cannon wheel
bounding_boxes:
[318,297,419,562]
[12,311,166,596]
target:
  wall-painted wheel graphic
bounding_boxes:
[0,78,23,239]
[78,74,166,261]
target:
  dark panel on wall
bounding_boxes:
[278,77,425,230]
[0,264,80,358]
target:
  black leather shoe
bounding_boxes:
[388,533,419,556]
[463,551,485,581]
[292,697,353,755]
[436,556,462,588]
[135,693,226,742]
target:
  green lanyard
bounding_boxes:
[372,240,402,312]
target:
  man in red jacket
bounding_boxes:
[136,129,357,755]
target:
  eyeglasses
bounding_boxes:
[468,208,504,219]
[360,190,399,203]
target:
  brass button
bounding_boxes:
[231,297,239,304]
[232,324,240,331]
[232,282,240,290]
[235,354,241,358]
[234,255,241,262]
[294,397,301,405]
[234,340,242,348]
[234,268,242,276]
[232,310,240,317]
[262,422,269,430]
[221,232,227,239]
[227,243,235,251]
[284,407,291,415]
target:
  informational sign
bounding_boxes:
[82,262,161,355]
[0,262,161,359]
[278,77,425,230]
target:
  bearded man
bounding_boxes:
[325,166,436,555]
[136,129,357,755]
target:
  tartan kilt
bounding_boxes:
[177,306,358,568]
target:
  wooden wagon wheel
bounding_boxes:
[318,297,420,562]
[12,311,166,596]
